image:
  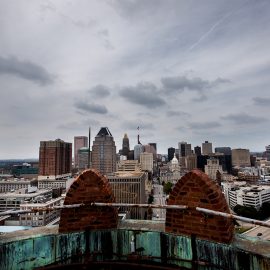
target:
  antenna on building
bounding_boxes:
[88,127,91,169]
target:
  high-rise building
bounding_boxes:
[168,147,175,161]
[134,133,144,160]
[178,142,192,157]
[265,145,270,161]
[149,143,157,161]
[108,171,147,219]
[39,139,72,177]
[140,152,154,173]
[232,149,251,167]
[121,133,130,157]
[215,147,232,155]
[202,141,213,155]
[78,147,90,170]
[204,158,223,181]
[194,146,201,156]
[92,127,116,175]
[74,136,88,168]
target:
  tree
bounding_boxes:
[163,182,173,194]
[234,205,258,219]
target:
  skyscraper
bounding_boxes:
[202,141,213,155]
[74,136,88,168]
[194,146,202,156]
[168,147,175,161]
[122,133,130,157]
[178,142,192,157]
[92,127,116,175]
[39,139,72,177]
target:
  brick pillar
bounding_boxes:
[59,169,118,233]
[165,169,234,243]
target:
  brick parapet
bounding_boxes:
[59,169,118,233]
[166,169,234,243]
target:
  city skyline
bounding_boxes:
[1,1,270,158]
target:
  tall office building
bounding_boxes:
[140,152,154,173]
[108,172,147,219]
[78,147,90,170]
[149,143,157,160]
[178,142,192,157]
[205,158,223,181]
[265,145,270,161]
[194,146,201,156]
[168,147,175,161]
[232,149,251,167]
[74,136,88,168]
[134,134,144,160]
[39,139,72,177]
[202,141,213,155]
[121,133,130,157]
[92,127,116,175]
[215,147,232,155]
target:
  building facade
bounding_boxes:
[204,158,223,181]
[78,147,90,170]
[92,127,116,175]
[223,182,270,210]
[20,197,63,227]
[39,139,72,177]
[140,152,154,173]
[202,141,213,155]
[108,172,147,219]
[232,148,251,167]
[168,147,175,161]
[74,136,88,168]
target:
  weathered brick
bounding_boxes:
[166,170,234,244]
[59,169,118,233]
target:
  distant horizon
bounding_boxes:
[1,1,270,159]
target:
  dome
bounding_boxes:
[171,153,178,165]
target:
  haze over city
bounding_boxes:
[1,0,270,159]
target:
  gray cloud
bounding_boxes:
[0,56,54,85]
[221,113,266,124]
[119,82,166,108]
[189,121,221,130]
[57,119,100,130]
[122,120,155,130]
[74,101,108,114]
[166,110,190,117]
[89,84,110,98]
[161,75,229,94]
[253,97,270,106]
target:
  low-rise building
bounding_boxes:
[20,197,63,227]
[0,178,37,193]
[0,188,53,225]
[223,182,270,210]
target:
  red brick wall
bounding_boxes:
[165,170,234,243]
[59,169,118,233]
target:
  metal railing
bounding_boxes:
[1,202,270,229]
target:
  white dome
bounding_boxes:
[171,153,178,165]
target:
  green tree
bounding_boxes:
[163,182,173,194]
[234,205,258,219]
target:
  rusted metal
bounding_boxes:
[196,207,270,228]
[3,202,270,230]
[90,202,187,210]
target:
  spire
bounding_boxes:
[137,126,141,144]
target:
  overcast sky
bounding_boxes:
[1,0,270,159]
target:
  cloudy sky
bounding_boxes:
[0,0,270,159]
